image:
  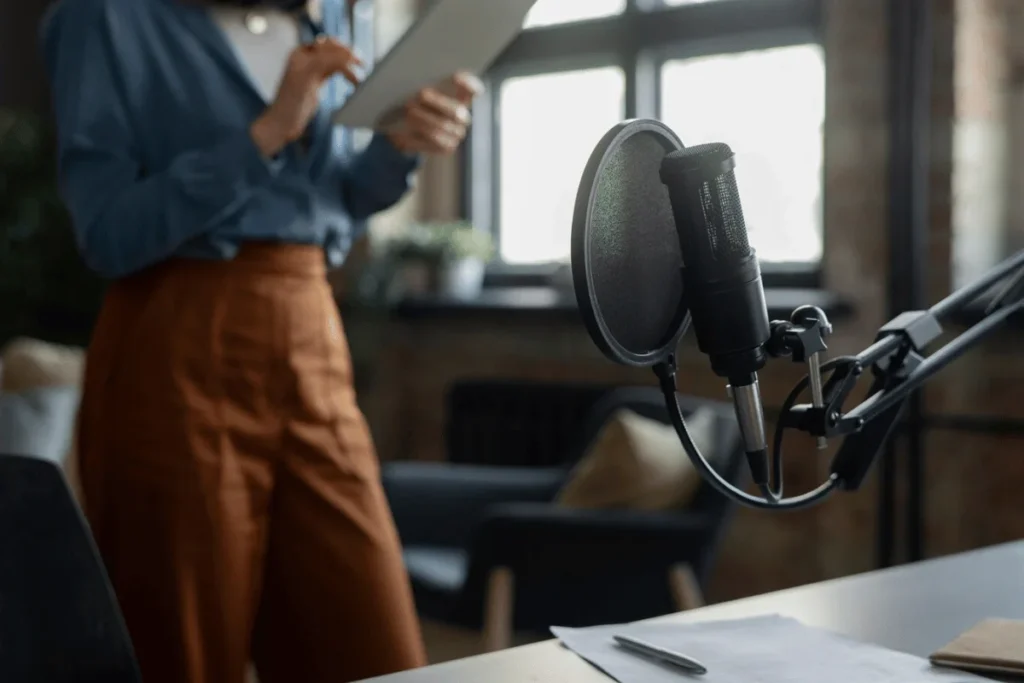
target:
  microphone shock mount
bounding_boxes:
[765,306,834,451]
[655,249,1024,511]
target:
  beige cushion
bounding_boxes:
[1,338,85,392]
[556,407,718,511]
[0,338,85,503]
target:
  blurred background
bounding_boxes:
[2,0,1024,663]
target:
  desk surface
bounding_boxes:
[362,541,1024,682]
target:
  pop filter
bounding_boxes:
[571,119,690,367]
[571,119,839,511]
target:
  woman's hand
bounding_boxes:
[387,72,484,156]
[250,38,363,158]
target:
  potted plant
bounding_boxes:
[381,221,494,299]
[385,228,446,296]
[431,221,494,299]
[0,108,105,347]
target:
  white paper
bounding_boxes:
[551,615,986,683]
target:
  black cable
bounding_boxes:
[769,354,861,491]
[654,362,838,511]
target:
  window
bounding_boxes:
[471,0,825,284]
[524,0,626,28]
[660,44,826,263]
[498,68,626,264]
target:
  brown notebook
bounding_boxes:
[931,619,1024,676]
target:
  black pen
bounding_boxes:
[613,634,708,676]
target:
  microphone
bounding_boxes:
[572,118,1024,510]
[659,143,772,489]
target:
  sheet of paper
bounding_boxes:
[551,615,986,683]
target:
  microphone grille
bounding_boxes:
[662,142,751,268]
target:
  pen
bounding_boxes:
[612,634,708,676]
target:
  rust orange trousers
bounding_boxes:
[76,244,426,683]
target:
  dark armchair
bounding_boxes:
[382,381,745,651]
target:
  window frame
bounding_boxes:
[464,0,826,289]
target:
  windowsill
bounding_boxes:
[391,285,854,322]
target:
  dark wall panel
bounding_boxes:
[0,0,53,111]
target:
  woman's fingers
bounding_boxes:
[411,88,472,126]
[391,125,460,155]
[307,38,364,86]
[450,71,485,104]
[389,130,448,155]
[385,72,483,156]
[412,130,458,155]
[404,103,467,140]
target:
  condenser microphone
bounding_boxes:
[569,120,819,508]
[659,143,772,487]
[572,118,1024,511]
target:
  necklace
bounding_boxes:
[243,11,270,35]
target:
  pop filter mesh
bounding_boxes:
[586,130,685,359]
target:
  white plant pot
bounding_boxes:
[440,258,486,299]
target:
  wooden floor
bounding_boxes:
[420,620,546,664]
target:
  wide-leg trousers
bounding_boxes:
[76,244,426,683]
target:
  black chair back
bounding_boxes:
[0,454,140,683]
[445,380,614,467]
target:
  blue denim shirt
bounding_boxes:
[41,0,418,279]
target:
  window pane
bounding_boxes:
[660,44,826,263]
[498,67,626,264]
[524,0,626,28]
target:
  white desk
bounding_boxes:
[360,542,1024,682]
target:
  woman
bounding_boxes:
[41,0,479,680]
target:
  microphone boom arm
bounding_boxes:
[773,248,1024,493]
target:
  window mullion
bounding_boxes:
[624,53,639,119]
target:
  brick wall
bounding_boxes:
[351,0,1024,603]
[1005,0,1024,250]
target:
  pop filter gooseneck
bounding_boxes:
[571,119,837,510]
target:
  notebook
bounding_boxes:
[332,0,539,132]
[552,615,987,683]
[930,619,1024,676]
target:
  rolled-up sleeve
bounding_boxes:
[41,0,278,279]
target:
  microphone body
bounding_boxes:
[660,144,772,485]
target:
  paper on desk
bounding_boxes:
[551,615,986,683]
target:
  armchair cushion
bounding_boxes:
[1,338,85,393]
[402,546,471,623]
[556,406,718,511]
[0,338,86,503]
[403,547,468,594]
